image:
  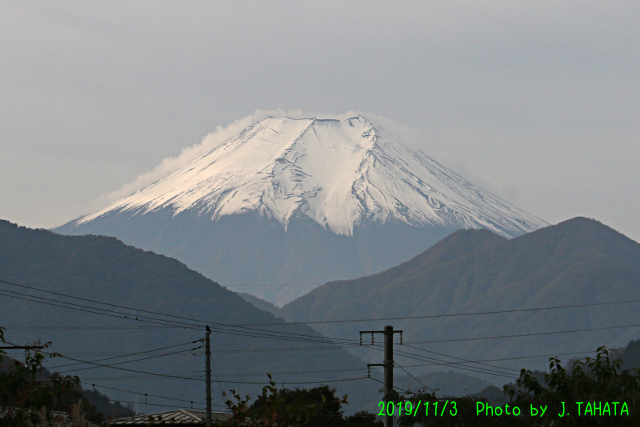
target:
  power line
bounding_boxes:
[52,352,201,357]
[221,269,634,287]
[58,348,601,380]
[210,344,361,353]
[203,326,356,348]
[8,277,637,351]
[15,343,359,358]
[9,275,640,330]
[76,349,602,383]
[392,348,590,375]
[405,322,640,345]
[43,352,213,382]
[5,277,637,388]
[13,269,627,289]
[215,367,373,378]
[0,279,284,335]
[209,354,226,401]
[240,298,640,326]
[394,362,429,390]
[49,339,203,370]
[0,279,211,330]
[63,347,202,374]
[401,343,520,375]
[6,280,632,363]
[46,351,370,386]
[0,280,363,347]
[362,338,518,379]
[364,339,533,379]
[10,310,624,380]
[391,347,516,378]
[457,349,600,364]
[6,294,633,370]
[85,395,207,411]
[0,289,199,330]
[368,376,409,394]
[78,376,204,381]
[1,338,538,386]
[3,326,180,330]
[88,383,210,407]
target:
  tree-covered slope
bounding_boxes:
[0,220,376,412]
[279,218,640,376]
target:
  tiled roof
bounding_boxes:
[112,409,228,425]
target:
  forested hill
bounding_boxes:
[0,220,376,412]
[279,217,640,376]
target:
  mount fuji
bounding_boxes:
[55,115,547,304]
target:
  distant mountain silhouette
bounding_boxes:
[238,292,280,315]
[279,218,640,377]
[0,220,376,412]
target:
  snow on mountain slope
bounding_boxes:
[71,115,546,237]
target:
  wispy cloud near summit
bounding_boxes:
[97,109,414,205]
[98,110,294,204]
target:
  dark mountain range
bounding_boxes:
[278,217,640,377]
[0,220,379,413]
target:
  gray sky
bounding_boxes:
[1,1,639,241]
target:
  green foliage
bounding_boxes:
[504,346,639,426]
[82,388,135,420]
[219,374,382,427]
[0,329,102,426]
[397,346,640,426]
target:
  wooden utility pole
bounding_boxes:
[205,326,212,427]
[360,325,403,427]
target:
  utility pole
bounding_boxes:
[205,326,212,427]
[360,325,403,427]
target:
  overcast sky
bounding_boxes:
[1,1,639,241]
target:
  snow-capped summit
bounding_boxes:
[71,115,545,237]
[57,114,547,304]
